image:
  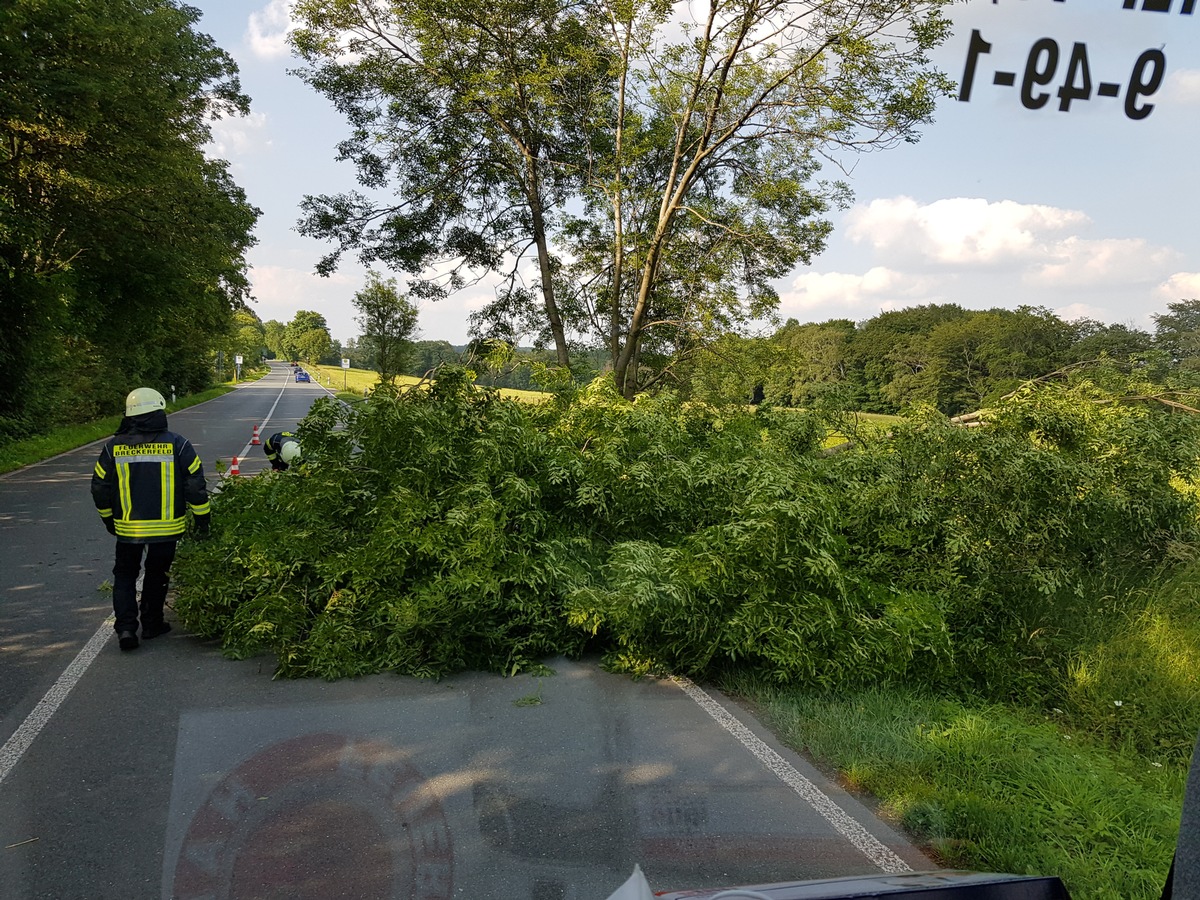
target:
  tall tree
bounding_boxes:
[290,0,954,397]
[409,340,460,377]
[844,304,967,412]
[291,0,612,367]
[352,272,419,383]
[284,310,333,364]
[215,308,267,371]
[263,319,288,360]
[593,0,954,396]
[765,318,857,406]
[1153,299,1200,371]
[1065,319,1153,366]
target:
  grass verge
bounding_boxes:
[724,678,1182,900]
[723,562,1200,899]
[0,385,236,475]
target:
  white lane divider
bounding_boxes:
[229,375,289,471]
[0,618,114,788]
[671,674,913,874]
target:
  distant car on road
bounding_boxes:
[294,370,310,383]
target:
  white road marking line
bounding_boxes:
[231,377,288,470]
[671,675,913,874]
[0,619,114,788]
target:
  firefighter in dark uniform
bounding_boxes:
[263,431,301,471]
[91,388,210,651]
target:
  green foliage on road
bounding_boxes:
[175,361,1200,699]
[177,367,592,677]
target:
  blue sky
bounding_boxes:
[187,0,1200,346]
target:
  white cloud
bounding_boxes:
[1053,302,1119,324]
[247,264,359,336]
[1030,237,1180,288]
[461,292,494,312]
[418,299,475,345]
[780,194,1192,330]
[1158,272,1200,302]
[778,267,939,321]
[247,0,296,60]
[845,196,1091,269]
[206,112,270,161]
[1165,68,1200,105]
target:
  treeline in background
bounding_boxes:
[273,298,1200,417]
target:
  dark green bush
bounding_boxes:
[174,369,1200,694]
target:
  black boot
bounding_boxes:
[139,542,177,639]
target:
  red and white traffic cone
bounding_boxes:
[251,424,261,445]
[230,455,240,476]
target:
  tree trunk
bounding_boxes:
[526,158,571,369]
[613,245,662,398]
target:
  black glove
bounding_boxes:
[102,517,116,535]
[194,512,211,538]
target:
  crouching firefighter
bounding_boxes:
[263,431,301,471]
[91,388,211,651]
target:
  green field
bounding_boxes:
[306,362,548,403]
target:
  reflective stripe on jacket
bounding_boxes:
[92,430,210,543]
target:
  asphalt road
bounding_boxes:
[0,364,935,899]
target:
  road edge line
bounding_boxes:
[671,674,913,874]
[0,619,114,788]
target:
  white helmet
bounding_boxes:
[126,387,166,417]
[280,440,302,465]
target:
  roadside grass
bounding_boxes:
[1063,560,1200,761]
[725,678,1182,900]
[721,560,1200,900]
[0,385,236,475]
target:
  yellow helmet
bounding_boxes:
[280,440,302,465]
[125,387,166,417]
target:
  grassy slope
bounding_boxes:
[725,558,1200,900]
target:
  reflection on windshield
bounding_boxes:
[160,664,887,899]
